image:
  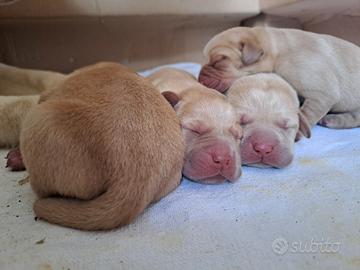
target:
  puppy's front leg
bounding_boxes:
[318,110,360,129]
[5,147,25,171]
[300,96,336,128]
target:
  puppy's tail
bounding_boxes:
[33,181,148,231]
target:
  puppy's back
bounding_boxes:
[20,62,184,230]
[147,67,199,94]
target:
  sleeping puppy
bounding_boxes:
[199,26,360,131]
[226,73,311,168]
[147,68,242,184]
[1,95,39,171]
[0,63,65,95]
[0,95,39,148]
[20,62,185,230]
[0,63,65,147]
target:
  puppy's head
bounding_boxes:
[199,27,265,93]
[162,89,243,184]
[227,74,310,168]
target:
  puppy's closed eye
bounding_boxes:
[276,118,297,130]
[239,114,253,125]
[182,120,213,135]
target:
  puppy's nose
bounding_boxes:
[212,153,232,167]
[253,143,273,155]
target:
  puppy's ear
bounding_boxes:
[298,111,311,139]
[240,41,263,66]
[162,91,180,107]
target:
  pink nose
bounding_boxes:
[253,143,273,155]
[212,153,232,168]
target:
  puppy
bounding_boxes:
[1,96,39,171]
[0,63,65,95]
[199,27,360,131]
[227,73,311,168]
[20,62,185,230]
[0,95,39,148]
[147,68,242,184]
[0,63,65,147]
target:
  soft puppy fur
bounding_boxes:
[0,63,65,96]
[147,68,242,184]
[199,26,360,131]
[0,63,65,147]
[20,62,185,230]
[0,95,39,147]
[227,73,311,168]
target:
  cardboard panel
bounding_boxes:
[0,0,259,18]
[260,0,360,25]
[305,15,360,46]
[0,16,252,72]
[259,0,360,46]
[242,13,302,28]
[0,0,259,71]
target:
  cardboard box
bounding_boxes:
[0,0,258,72]
[1,0,359,72]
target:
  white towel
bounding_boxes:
[0,63,359,270]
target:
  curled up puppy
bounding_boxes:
[0,63,65,147]
[199,26,360,132]
[226,73,311,168]
[20,62,185,230]
[0,62,65,96]
[147,68,243,184]
[0,96,40,171]
[0,95,39,148]
[0,63,66,169]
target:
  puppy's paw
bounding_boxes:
[5,147,26,171]
[318,114,343,129]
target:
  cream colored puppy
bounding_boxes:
[199,27,360,131]
[0,63,65,95]
[0,95,39,147]
[147,68,243,184]
[0,63,65,147]
[227,73,311,168]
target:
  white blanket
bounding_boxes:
[1,63,359,270]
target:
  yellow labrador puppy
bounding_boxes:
[147,68,243,184]
[227,73,311,168]
[20,62,184,230]
[199,27,360,131]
